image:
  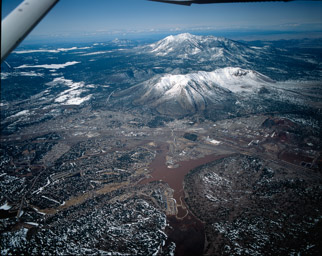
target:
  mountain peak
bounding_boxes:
[164,33,200,42]
[153,67,273,95]
[117,67,275,118]
[149,33,202,56]
[146,33,256,61]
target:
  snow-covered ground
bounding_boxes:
[47,77,93,105]
[153,67,273,96]
[0,202,12,210]
[17,61,80,70]
[14,47,91,54]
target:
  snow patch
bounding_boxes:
[153,67,273,96]
[17,61,80,70]
[47,77,92,105]
[42,196,60,204]
[25,222,39,227]
[11,110,30,118]
[206,137,221,145]
[0,202,12,210]
[32,178,51,195]
[32,207,46,215]
[19,71,44,77]
[209,139,221,145]
[14,47,91,54]
[81,51,113,56]
[1,72,10,79]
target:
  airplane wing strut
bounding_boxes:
[1,0,59,63]
[148,0,293,6]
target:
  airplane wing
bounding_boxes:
[148,0,293,6]
[1,0,59,63]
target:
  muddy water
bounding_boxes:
[141,143,227,217]
[140,143,228,256]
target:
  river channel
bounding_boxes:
[141,143,228,256]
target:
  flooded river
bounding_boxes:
[141,143,228,256]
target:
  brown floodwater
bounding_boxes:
[140,143,229,256]
[141,143,227,217]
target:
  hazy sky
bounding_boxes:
[2,0,322,40]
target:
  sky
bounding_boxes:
[2,0,322,42]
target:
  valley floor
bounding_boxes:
[1,106,321,255]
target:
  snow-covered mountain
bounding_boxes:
[134,33,320,81]
[143,33,260,63]
[115,67,276,117]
